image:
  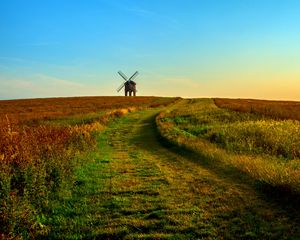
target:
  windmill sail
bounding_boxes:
[118,71,128,82]
[129,71,139,81]
[117,83,125,92]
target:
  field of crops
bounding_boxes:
[0,96,177,239]
[156,98,300,194]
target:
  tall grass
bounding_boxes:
[0,96,177,239]
[0,110,116,238]
[156,99,300,195]
[0,96,178,126]
[206,120,300,159]
[215,98,300,121]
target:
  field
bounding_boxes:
[0,96,177,239]
[1,96,300,239]
[214,98,300,121]
[157,98,300,194]
[0,96,176,126]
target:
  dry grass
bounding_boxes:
[156,99,300,195]
[0,96,177,126]
[0,96,177,239]
[214,98,300,121]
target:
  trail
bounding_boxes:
[47,108,300,239]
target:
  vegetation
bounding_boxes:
[0,96,177,239]
[0,96,177,126]
[36,109,300,239]
[215,98,300,121]
[156,99,300,194]
[2,96,300,239]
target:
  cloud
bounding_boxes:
[0,57,29,63]
[137,72,202,97]
[128,7,179,29]
[0,56,77,72]
[35,74,84,88]
[160,76,202,88]
[0,73,116,100]
[0,64,10,70]
[25,41,60,47]
[127,7,155,18]
[105,1,179,29]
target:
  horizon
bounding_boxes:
[1,0,300,101]
[1,95,300,103]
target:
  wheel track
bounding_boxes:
[47,108,300,239]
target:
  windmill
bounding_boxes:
[117,71,138,96]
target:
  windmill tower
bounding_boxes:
[117,71,138,96]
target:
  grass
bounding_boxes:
[37,107,300,239]
[0,96,178,126]
[214,98,300,121]
[156,98,300,195]
[0,96,177,239]
[2,96,300,239]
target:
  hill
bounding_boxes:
[1,96,300,239]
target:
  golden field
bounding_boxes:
[214,98,300,121]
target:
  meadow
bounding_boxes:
[2,96,300,239]
[156,98,300,195]
[0,96,177,239]
[214,98,300,121]
[0,96,176,126]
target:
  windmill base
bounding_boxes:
[125,91,136,96]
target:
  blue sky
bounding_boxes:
[1,0,300,100]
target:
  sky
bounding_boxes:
[1,0,300,100]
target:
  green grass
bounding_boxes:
[38,107,300,239]
[156,99,300,194]
[1,97,181,239]
[159,99,300,160]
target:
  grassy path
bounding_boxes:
[46,108,300,239]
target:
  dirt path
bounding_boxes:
[47,108,300,239]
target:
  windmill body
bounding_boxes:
[124,80,136,96]
[117,71,138,96]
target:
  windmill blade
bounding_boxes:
[129,71,139,81]
[118,71,128,82]
[117,83,125,92]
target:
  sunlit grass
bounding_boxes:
[156,98,300,194]
[0,96,177,239]
[2,96,300,239]
[215,98,300,121]
[41,108,300,239]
